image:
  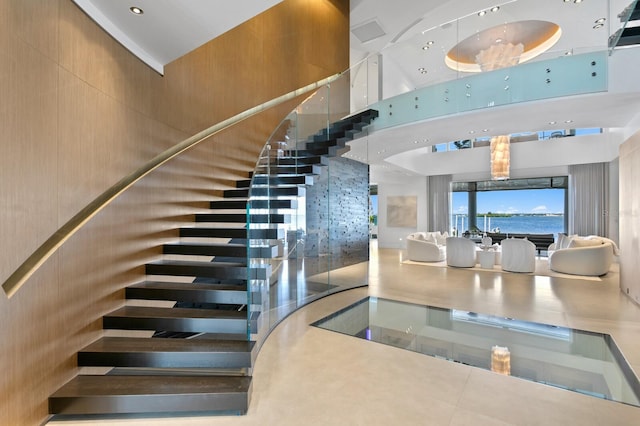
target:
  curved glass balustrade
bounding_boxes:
[246,72,374,344]
[353,0,616,97]
[366,50,608,133]
[350,0,626,123]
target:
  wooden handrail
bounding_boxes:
[2,73,342,298]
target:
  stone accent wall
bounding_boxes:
[305,156,370,269]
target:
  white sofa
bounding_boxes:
[548,235,616,276]
[406,231,447,262]
[501,238,536,273]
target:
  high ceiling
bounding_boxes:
[74,0,640,175]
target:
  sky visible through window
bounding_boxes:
[452,189,564,215]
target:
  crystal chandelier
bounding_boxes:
[475,42,524,72]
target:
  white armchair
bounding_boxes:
[501,238,536,273]
[548,236,615,276]
[406,232,446,262]
[446,237,478,268]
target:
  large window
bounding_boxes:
[451,177,567,236]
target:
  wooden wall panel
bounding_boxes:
[57,0,161,119]
[0,0,349,424]
[0,26,59,286]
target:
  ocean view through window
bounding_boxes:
[451,177,567,236]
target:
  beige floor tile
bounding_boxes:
[47,246,640,426]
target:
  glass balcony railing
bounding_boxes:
[366,50,608,133]
[349,0,629,129]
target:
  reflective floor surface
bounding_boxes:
[48,243,640,425]
[313,296,640,408]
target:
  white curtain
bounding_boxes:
[428,174,452,233]
[568,163,609,236]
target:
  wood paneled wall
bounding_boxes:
[0,0,349,424]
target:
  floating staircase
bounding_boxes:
[610,1,640,48]
[48,108,377,418]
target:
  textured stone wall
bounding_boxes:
[305,156,370,269]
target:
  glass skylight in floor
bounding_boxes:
[312,297,640,407]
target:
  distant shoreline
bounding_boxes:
[454,213,563,217]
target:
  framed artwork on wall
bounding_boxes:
[387,195,417,227]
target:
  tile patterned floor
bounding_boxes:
[48,246,640,425]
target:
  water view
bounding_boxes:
[452,214,564,235]
[452,187,565,235]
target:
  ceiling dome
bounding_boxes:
[446,20,562,72]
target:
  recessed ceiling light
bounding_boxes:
[469,130,475,134]
[565,119,573,123]
[130,6,143,15]
[595,18,606,24]
[478,10,487,17]
[491,6,500,12]
[574,0,582,3]
[593,23,604,29]
[549,121,557,125]
[422,41,435,50]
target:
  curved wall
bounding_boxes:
[0,0,349,424]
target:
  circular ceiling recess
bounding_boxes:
[446,20,562,72]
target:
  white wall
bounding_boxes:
[608,158,620,245]
[372,169,428,249]
[618,132,640,305]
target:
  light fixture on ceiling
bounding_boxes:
[479,5,500,16]
[422,40,435,50]
[490,135,510,180]
[476,42,524,72]
[130,6,143,15]
[446,21,561,73]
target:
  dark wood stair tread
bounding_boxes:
[105,305,247,320]
[49,375,251,415]
[77,336,255,368]
[81,336,254,353]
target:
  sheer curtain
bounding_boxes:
[428,174,452,233]
[568,162,609,236]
